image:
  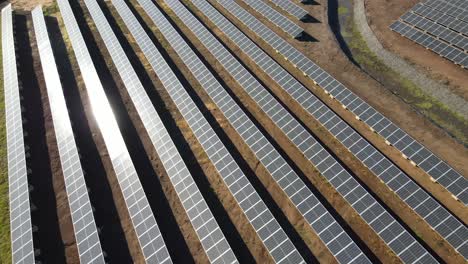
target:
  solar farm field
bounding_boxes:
[1,0,467,263]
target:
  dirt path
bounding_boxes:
[354,0,468,120]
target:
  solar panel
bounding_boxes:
[238,0,303,38]
[31,6,105,264]
[56,0,171,262]
[422,0,468,23]
[197,0,468,259]
[169,0,443,262]
[83,0,240,262]
[390,21,468,68]
[212,0,468,207]
[109,0,304,263]
[267,0,308,20]
[2,4,35,264]
[164,1,370,263]
[400,12,468,51]
[412,3,468,36]
[390,1,468,68]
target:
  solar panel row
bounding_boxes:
[175,1,439,263]
[130,0,306,263]
[390,20,468,68]
[2,4,35,264]
[31,6,105,264]
[239,0,303,38]
[56,0,172,262]
[210,0,468,258]
[85,0,242,262]
[423,0,468,23]
[400,12,468,51]
[267,0,308,20]
[212,0,468,207]
[164,2,372,263]
[444,0,468,12]
[412,3,468,36]
[390,1,468,68]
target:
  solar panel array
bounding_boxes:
[212,0,468,207]
[238,0,303,38]
[164,2,372,263]
[390,1,468,68]
[267,0,308,20]
[390,21,468,67]
[2,4,35,264]
[56,0,171,262]
[206,0,468,258]
[31,6,105,264]
[171,1,440,263]
[130,0,308,263]
[411,3,468,37]
[399,12,468,51]
[423,0,468,23]
[84,0,239,263]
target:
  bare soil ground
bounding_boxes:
[365,0,468,102]
[10,0,54,11]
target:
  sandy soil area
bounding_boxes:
[365,0,468,101]
[10,0,54,11]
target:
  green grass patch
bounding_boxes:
[338,6,349,15]
[0,18,12,264]
[340,9,468,145]
[43,1,59,16]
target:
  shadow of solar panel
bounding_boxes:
[2,4,36,264]
[267,0,308,20]
[55,0,172,262]
[131,0,322,262]
[31,6,105,264]
[81,0,237,263]
[182,0,468,262]
[238,0,303,38]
